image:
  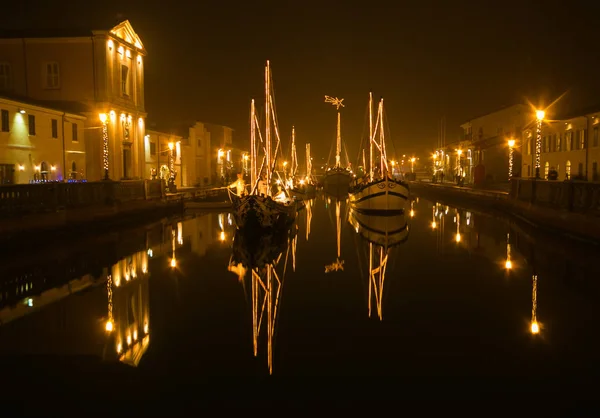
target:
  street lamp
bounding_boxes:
[410,157,416,173]
[507,138,516,178]
[99,113,109,180]
[535,109,545,179]
[168,142,174,179]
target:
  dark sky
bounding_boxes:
[3,0,600,163]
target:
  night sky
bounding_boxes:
[3,0,600,163]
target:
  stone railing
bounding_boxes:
[510,178,600,216]
[0,180,165,215]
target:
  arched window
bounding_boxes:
[566,160,571,180]
[544,162,549,179]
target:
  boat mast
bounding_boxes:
[336,111,341,168]
[369,92,374,180]
[379,99,385,176]
[306,143,311,182]
[324,95,345,169]
[291,126,297,177]
[362,149,366,177]
[265,61,271,196]
[250,99,256,191]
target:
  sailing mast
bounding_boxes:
[250,99,257,191]
[379,98,387,176]
[324,95,345,169]
[369,92,373,180]
[291,126,297,177]
[306,143,312,182]
[265,61,271,196]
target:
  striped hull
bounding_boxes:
[349,176,409,214]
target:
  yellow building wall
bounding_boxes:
[0,98,86,184]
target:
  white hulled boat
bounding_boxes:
[349,93,409,214]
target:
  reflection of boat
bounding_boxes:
[325,197,346,273]
[348,209,409,247]
[349,208,409,320]
[231,61,301,230]
[349,93,409,214]
[227,223,298,375]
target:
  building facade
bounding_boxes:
[521,109,600,181]
[0,96,86,184]
[144,129,183,186]
[0,20,147,182]
[460,104,532,183]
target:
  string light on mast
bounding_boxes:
[535,109,544,179]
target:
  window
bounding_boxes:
[593,162,598,181]
[544,161,549,179]
[121,64,130,96]
[72,123,78,142]
[594,127,599,147]
[28,114,36,136]
[44,62,60,89]
[579,130,586,149]
[566,160,571,179]
[197,139,202,148]
[1,109,8,132]
[578,162,583,177]
[0,63,11,90]
[51,119,58,138]
[70,161,77,180]
[556,134,561,152]
[565,131,572,151]
[150,142,156,156]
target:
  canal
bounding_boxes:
[1,192,599,398]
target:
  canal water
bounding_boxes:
[1,192,599,398]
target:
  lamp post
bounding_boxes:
[508,138,516,178]
[410,157,416,173]
[168,142,174,180]
[99,113,109,180]
[535,110,545,179]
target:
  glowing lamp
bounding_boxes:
[531,322,539,334]
[536,110,545,120]
[105,320,114,332]
[508,139,515,148]
[168,142,174,151]
[99,113,107,123]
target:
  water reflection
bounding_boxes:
[324,195,346,273]
[228,222,298,374]
[349,209,409,320]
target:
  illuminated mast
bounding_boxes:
[325,95,345,168]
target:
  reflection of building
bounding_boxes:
[0,20,147,181]
[460,104,529,183]
[108,249,150,367]
[0,96,86,183]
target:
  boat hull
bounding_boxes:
[289,183,316,201]
[323,170,351,197]
[349,177,409,214]
[230,194,300,231]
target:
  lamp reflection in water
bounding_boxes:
[505,232,512,270]
[409,200,415,218]
[325,198,345,273]
[104,248,151,366]
[227,224,298,374]
[349,208,409,320]
[530,273,540,334]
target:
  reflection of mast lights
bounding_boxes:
[409,200,415,218]
[431,205,437,229]
[177,222,183,245]
[170,227,177,268]
[105,274,114,332]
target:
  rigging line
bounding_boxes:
[356,100,370,166]
[382,104,398,162]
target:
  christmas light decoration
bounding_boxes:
[99,113,109,180]
[535,110,544,178]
